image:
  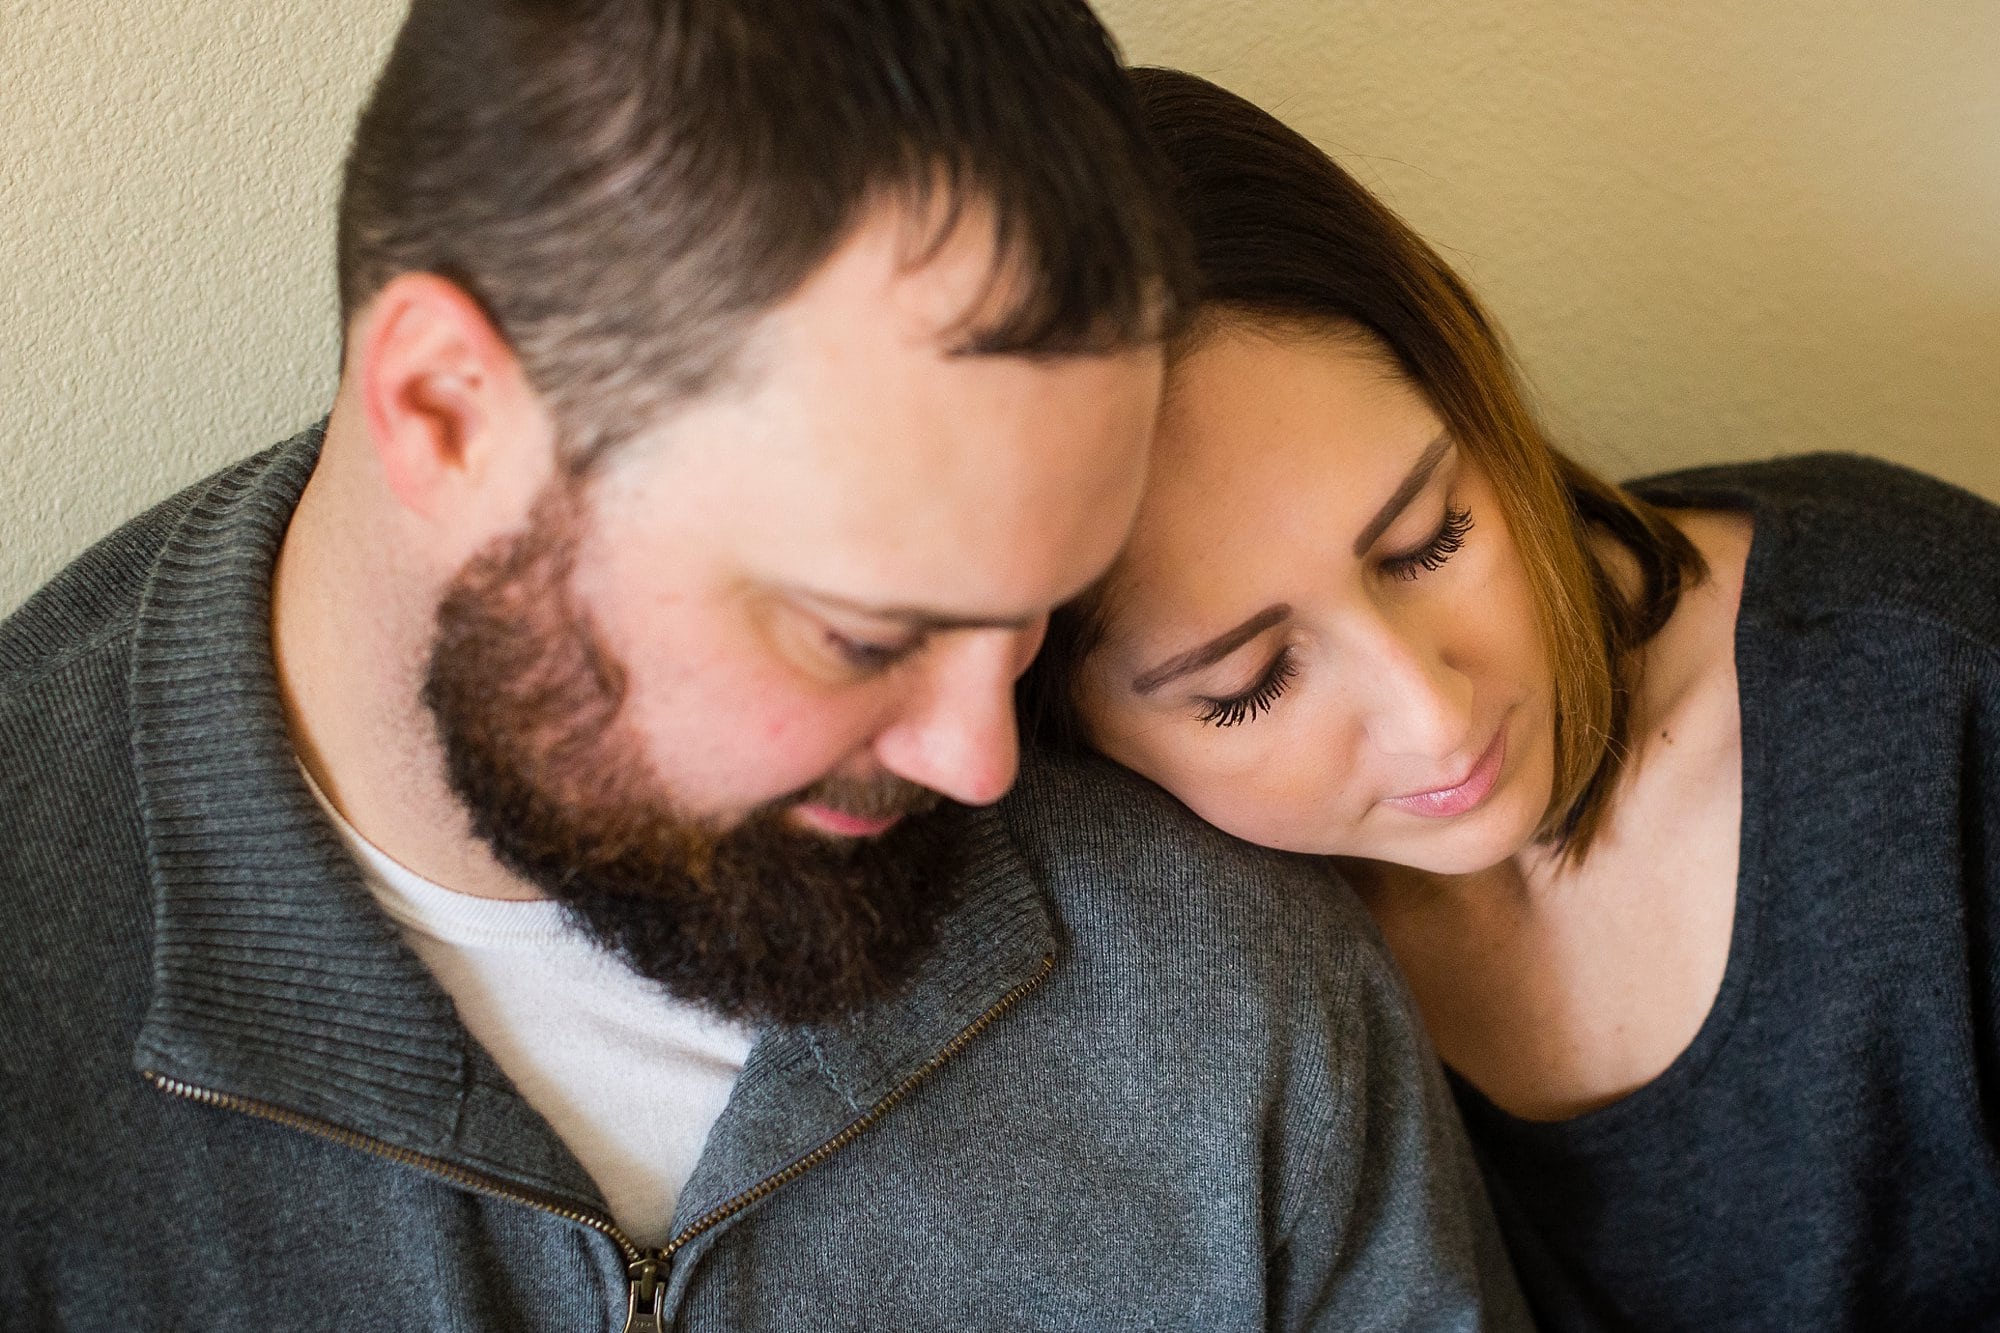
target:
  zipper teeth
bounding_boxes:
[142,1070,644,1264]
[144,950,1056,1270]
[661,951,1056,1255]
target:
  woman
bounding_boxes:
[1027,67,2000,1330]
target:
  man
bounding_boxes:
[0,0,1527,1327]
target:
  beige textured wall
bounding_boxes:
[5,0,1997,611]
[2,0,406,606]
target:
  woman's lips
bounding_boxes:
[1382,727,1507,819]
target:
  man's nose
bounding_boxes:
[870,630,1028,807]
[1352,615,1474,762]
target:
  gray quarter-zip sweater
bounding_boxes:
[0,426,1527,1331]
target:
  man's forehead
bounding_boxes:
[570,201,1161,628]
[782,199,1023,351]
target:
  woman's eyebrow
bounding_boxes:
[1132,603,1292,696]
[1350,432,1453,557]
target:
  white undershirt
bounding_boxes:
[302,767,756,1248]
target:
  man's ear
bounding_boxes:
[350,272,555,523]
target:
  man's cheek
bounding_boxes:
[658,686,876,812]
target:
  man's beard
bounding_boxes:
[420,486,965,1027]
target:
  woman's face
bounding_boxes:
[1076,322,1556,875]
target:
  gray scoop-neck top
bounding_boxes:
[1452,452,2000,1331]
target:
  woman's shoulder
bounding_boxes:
[1635,447,1986,509]
[999,747,1381,956]
[1629,452,2000,652]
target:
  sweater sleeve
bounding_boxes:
[1268,919,1534,1332]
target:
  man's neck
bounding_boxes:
[272,401,544,902]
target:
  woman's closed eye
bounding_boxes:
[1188,506,1471,729]
[1381,505,1473,582]
[1195,647,1298,727]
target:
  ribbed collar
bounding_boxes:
[129,424,475,1147]
[127,423,1057,1229]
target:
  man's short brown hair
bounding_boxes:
[338,0,1193,464]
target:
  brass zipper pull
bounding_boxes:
[622,1256,666,1333]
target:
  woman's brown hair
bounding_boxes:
[1021,66,1705,857]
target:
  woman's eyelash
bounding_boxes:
[1196,649,1298,728]
[1383,506,1473,581]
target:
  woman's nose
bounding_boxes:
[1351,617,1474,762]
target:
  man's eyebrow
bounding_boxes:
[1351,433,1454,557]
[1131,603,1291,697]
